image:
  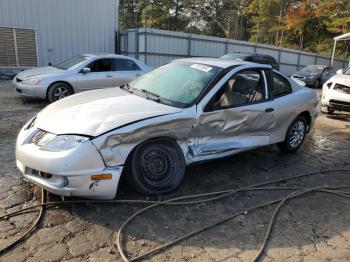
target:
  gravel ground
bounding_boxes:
[0,80,350,262]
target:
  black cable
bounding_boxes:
[114,169,350,262]
[0,169,349,260]
[121,186,350,262]
[0,189,45,255]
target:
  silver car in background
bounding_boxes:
[13,54,151,102]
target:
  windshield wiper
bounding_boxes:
[120,83,134,93]
[140,89,161,102]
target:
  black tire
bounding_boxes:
[47,82,73,103]
[126,139,186,195]
[277,116,307,153]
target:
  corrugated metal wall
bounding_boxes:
[0,27,16,66]
[0,27,38,67]
[121,28,348,75]
[0,0,118,67]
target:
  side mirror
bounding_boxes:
[336,69,343,75]
[81,67,91,74]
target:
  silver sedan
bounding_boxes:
[16,58,319,199]
[13,54,151,102]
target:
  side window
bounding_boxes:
[272,72,292,97]
[211,69,266,109]
[87,59,114,72]
[115,59,140,71]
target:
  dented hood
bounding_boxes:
[35,87,181,137]
[331,74,350,86]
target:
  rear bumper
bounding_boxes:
[13,77,48,99]
[16,126,122,199]
[308,106,318,132]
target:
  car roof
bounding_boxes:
[82,54,136,60]
[223,52,275,58]
[176,57,271,69]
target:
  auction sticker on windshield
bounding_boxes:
[190,64,213,72]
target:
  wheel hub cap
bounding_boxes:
[289,121,306,148]
[53,87,69,100]
[142,149,172,181]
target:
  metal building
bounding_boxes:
[0,0,119,70]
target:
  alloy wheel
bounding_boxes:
[288,120,306,148]
[53,86,69,100]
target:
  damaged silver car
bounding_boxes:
[16,58,319,199]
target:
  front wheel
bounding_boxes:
[127,139,186,195]
[47,83,73,103]
[277,116,307,153]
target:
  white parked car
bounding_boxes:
[13,54,151,102]
[321,67,350,114]
[16,58,319,199]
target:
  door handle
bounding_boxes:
[106,74,113,78]
[135,73,141,77]
[265,108,274,113]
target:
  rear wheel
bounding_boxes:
[277,116,307,153]
[127,139,186,195]
[47,82,73,103]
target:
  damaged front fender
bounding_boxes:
[92,108,196,166]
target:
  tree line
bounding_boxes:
[119,0,350,58]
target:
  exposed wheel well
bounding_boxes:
[46,81,74,99]
[298,111,312,132]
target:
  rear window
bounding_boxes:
[272,72,292,97]
[115,59,140,71]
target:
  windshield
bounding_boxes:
[299,65,324,74]
[128,62,221,107]
[54,55,89,70]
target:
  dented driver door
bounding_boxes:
[187,67,277,160]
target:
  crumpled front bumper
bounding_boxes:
[321,86,350,112]
[16,126,123,199]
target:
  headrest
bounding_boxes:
[229,74,257,95]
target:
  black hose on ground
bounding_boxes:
[0,169,349,261]
[116,186,350,262]
[0,188,45,255]
[114,169,350,262]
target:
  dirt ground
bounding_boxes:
[0,79,350,262]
